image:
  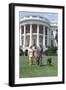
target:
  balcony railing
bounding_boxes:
[20,16,50,24]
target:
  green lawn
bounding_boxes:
[19,55,58,78]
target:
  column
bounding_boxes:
[37,24,39,46]
[29,24,32,47]
[53,30,57,47]
[19,26,22,47]
[43,26,45,48]
[49,29,51,46]
[23,25,26,51]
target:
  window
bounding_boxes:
[51,40,53,47]
[45,27,47,35]
[45,36,47,47]
[26,36,29,46]
[51,31,53,35]
[32,24,37,33]
[39,36,43,45]
[21,36,23,47]
[45,39,47,48]
[26,24,30,33]
[21,25,24,34]
[56,29,58,33]
[39,25,43,34]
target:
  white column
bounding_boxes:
[19,26,22,47]
[53,30,57,47]
[23,25,26,51]
[37,24,39,46]
[43,26,45,48]
[29,24,32,47]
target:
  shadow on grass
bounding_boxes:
[40,64,54,67]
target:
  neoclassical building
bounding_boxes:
[19,16,58,51]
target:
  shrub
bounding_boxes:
[44,47,57,56]
[19,49,24,56]
[25,49,28,56]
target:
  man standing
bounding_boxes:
[39,45,43,65]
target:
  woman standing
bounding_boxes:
[28,46,33,65]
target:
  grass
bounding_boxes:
[19,55,58,78]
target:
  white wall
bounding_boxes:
[0,0,66,90]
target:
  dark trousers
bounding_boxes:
[36,56,42,65]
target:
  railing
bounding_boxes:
[50,23,58,27]
[20,16,50,24]
[21,33,43,36]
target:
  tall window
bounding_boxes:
[39,25,43,34]
[45,27,47,35]
[51,31,53,35]
[39,36,43,45]
[56,29,58,33]
[21,36,23,47]
[51,40,53,47]
[26,24,30,33]
[32,24,37,33]
[21,25,24,34]
[26,36,29,46]
[45,36,47,47]
[45,27,48,47]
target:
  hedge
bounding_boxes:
[44,47,57,56]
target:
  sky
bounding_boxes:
[19,11,58,22]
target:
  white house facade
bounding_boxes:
[19,16,58,51]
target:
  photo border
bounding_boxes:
[9,3,65,87]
